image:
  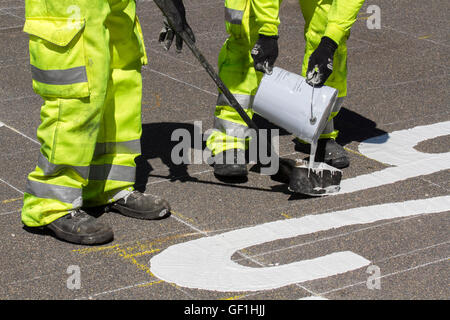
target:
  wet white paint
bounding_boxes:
[150,196,450,291]
[339,121,450,194]
[149,121,450,292]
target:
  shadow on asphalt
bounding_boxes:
[135,108,387,197]
[294,107,388,157]
[135,114,290,192]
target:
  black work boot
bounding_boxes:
[295,138,349,169]
[109,190,171,220]
[45,209,114,245]
[319,139,350,169]
[213,149,248,177]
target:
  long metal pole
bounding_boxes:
[154,0,277,164]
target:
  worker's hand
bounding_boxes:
[251,35,279,74]
[157,0,195,53]
[306,36,338,87]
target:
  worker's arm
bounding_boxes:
[155,0,195,52]
[251,0,282,74]
[252,0,282,36]
[306,0,365,86]
[324,0,366,45]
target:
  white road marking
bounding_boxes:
[149,121,450,292]
[231,212,445,263]
[338,121,450,194]
[149,196,449,291]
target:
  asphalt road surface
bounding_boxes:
[0,0,448,301]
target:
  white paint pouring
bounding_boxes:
[252,67,341,194]
[253,67,338,145]
[308,140,318,174]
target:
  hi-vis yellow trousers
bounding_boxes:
[207,0,365,155]
[22,0,148,227]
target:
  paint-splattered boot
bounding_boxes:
[110,190,171,220]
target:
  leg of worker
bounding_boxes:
[299,0,350,168]
[82,0,144,207]
[206,1,261,176]
[21,0,111,226]
[206,43,260,156]
[83,1,170,219]
[21,0,114,243]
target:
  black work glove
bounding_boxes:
[251,34,279,74]
[306,36,338,87]
[155,0,195,52]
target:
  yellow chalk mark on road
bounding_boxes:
[281,212,292,219]
[344,146,381,161]
[119,248,155,275]
[2,197,22,204]
[138,280,163,288]
[221,294,246,300]
[418,35,431,39]
[344,146,389,167]
[155,94,161,108]
[123,249,160,259]
[72,231,202,294]
[143,93,161,109]
[171,210,196,224]
[73,244,120,254]
[73,232,199,277]
[343,146,365,157]
[147,232,200,245]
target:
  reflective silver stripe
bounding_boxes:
[31,65,87,85]
[93,140,141,157]
[225,7,244,25]
[26,179,82,204]
[213,117,252,139]
[89,164,136,182]
[217,93,254,109]
[37,153,89,180]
